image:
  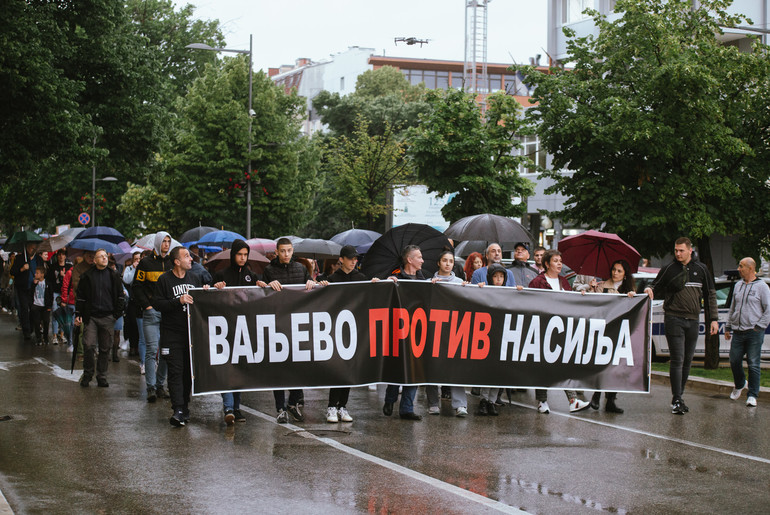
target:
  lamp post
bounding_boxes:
[186,35,254,238]
[91,135,117,227]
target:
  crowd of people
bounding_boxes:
[1,232,767,428]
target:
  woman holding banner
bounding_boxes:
[587,259,636,414]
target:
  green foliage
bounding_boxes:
[159,57,319,238]
[323,118,414,230]
[115,182,171,239]
[408,89,535,223]
[313,66,428,137]
[517,0,770,259]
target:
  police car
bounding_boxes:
[634,271,770,359]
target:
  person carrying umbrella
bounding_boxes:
[61,251,96,350]
[9,241,45,340]
[74,249,126,388]
[210,239,267,425]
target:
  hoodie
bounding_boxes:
[210,239,256,287]
[486,263,508,286]
[133,231,173,310]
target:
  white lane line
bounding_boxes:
[239,405,529,515]
[0,486,13,515]
[33,358,80,382]
[506,400,770,465]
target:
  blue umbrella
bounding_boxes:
[197,230,245,248]
[331,229,382,253]
[75,226,126,244]
[69,238,124,254]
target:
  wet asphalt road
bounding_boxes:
[0,312,769,514]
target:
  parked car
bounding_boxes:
[633,271,770,360]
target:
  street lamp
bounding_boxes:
[186,36,254,238]
[90,135,117,227]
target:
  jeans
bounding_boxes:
[730,329,763,399]
[665,315,699,401]
[143,308,167,391]
[136,316,146,365]
[222,392,241,411]
[385,385,418,414]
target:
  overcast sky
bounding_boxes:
[191,0,549,72]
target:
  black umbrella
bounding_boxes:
[70,324,82,373]
[362,223,452,279]
[454,240,517,258]
[292,238,342,260]
[444,214,533,246]
[179,226,218,243]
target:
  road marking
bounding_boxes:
[239,405,529,514]
[506,400,770,465]
[33,358,80,382]
[0,486,13,515]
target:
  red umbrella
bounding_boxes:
[204,248,270,274]
[557,230,640,279]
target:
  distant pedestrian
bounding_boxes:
[645,237,718,415]
[9,242,45,340]
[29,266,53,345]
[74,249,126,388]
[725,257,770,408]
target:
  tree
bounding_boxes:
[323,118,414,230]
[115,182,171,239]
[408,88,535,223]
[159,56,320,237]
[517,0,770,263]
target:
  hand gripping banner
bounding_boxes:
[188,281,651,395]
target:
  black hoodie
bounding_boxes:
[486,263,508,286]
[210,239,256,287]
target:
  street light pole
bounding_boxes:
[186,36,254,239]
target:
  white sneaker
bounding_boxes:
[326,407,339,423]
[538,401,550,414]
[428,405,440,415]
[570,398,590,412]
[139,364,145,375]
[730,380,747,400]
[747,396,757,407]
[337,407,353,422]
[455,406,468,417]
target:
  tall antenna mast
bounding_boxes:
[463,0,490,110]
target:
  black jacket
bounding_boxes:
[46,260,73,295]
[133,253,172,310]
[649,258,718,321]
[75,266,126,325]
[10,252,45,291]
[211,239,256,287]
[263,257,311,286]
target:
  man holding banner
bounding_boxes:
[263,237,319,423]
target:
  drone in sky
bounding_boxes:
[394,37,430,47]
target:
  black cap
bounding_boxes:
[340,245,358,259]
[514,242,530,250]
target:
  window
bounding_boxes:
[519,135,547,174]
[489,74,502,93]
[562,0,592,24]
[409,69,423,86]
[450,72,464,89]
[423,70,437,89]
[436,71,449,90]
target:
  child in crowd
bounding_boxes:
[29,267,53,345]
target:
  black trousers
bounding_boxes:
[29,305,50,342]
[15,286,32,337]
[328,388,350,408]
[163,340,190,412]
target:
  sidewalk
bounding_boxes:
[651,369,770,396]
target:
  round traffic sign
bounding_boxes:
[78,212,91,225]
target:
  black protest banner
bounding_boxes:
[188,281,651,395]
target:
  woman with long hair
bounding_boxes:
[589,259,636,413]
[463,252,484,282]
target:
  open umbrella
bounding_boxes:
[330,229,382,253]
[133,233,183,252]
[362,223,452,279]
[197,230,245,249]
[179,226,218,243]
[453,240,517,258]
[4,230,45,252]
[245,238,277,255]
[444,214,533,246]
[68,238,125,255]
[292,238,342,260]
[74,226,127,244]
[204,248,269,274]
[557,230,640,280]
[38,227,86,253]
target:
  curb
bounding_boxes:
[650,371,770,396]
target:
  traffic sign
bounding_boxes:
[78,212,91,226]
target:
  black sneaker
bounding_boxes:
[147,388,157,403]
[672,399,686,415]
[96,378,109,388]
[288,404,304,422]
[156,386,169,399]
[79,375,91,387]
[169,410,185,427]
[233,409,246,422]
[182,407,190,422]
[224,409,235,426]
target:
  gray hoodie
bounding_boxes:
[726,278,770,332]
